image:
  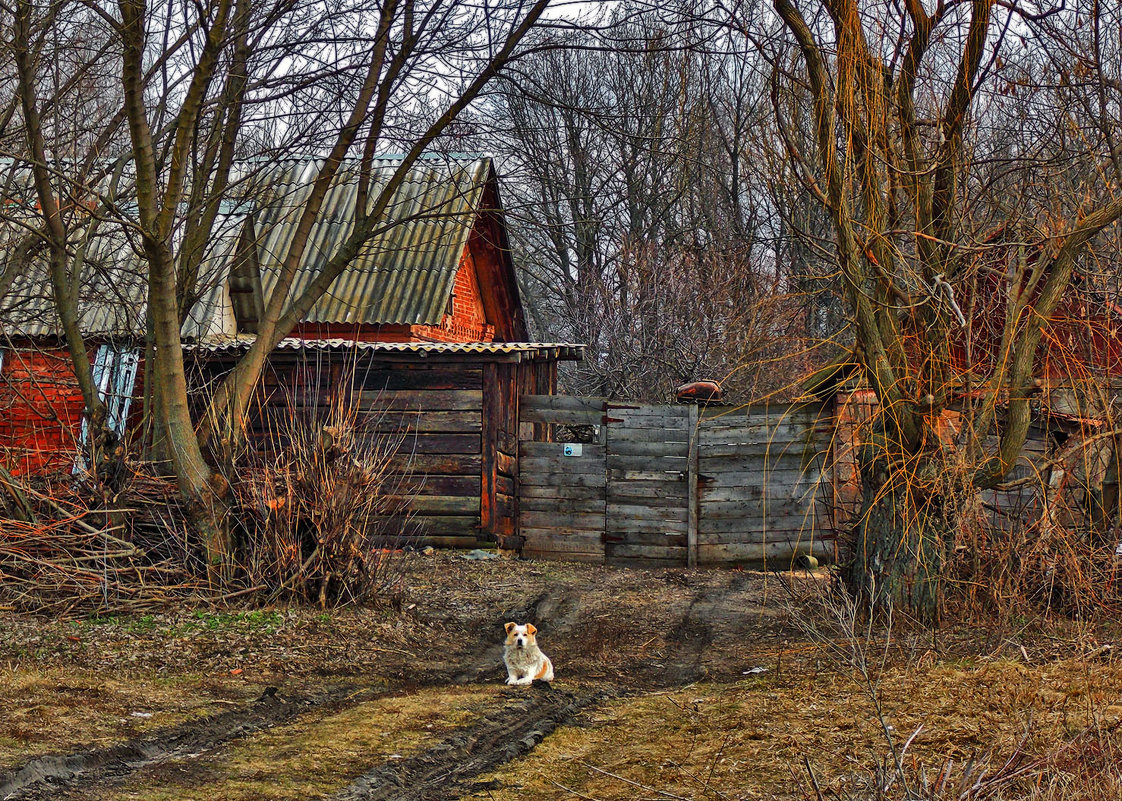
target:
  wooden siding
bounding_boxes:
[197,349,558,550]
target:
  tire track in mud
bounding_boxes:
[0,684,382,801]
[327,687,616,801]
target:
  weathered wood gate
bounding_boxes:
[518,396,833,568]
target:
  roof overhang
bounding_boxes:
[184,337,584,362]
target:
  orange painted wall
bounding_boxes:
[0,348,86,475]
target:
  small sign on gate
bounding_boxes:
[562,443,583,457]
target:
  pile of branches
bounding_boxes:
[0,469,205,614]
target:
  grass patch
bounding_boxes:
[98,685,501,801]
[466,656,1122,801]
[0,669,259,771]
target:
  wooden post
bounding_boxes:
[687,403,699,569]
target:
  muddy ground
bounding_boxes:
[1,553,1121,800]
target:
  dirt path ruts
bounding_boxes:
[328,687,614,801]
[0,685,381,801]
[3,574,781,801]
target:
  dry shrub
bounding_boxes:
[233,388,414,606]
[947,477,1122,623]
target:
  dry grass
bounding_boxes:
[92,685,499,801]
[465,655,1122,801]
[0,668,258,770]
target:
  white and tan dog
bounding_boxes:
[503,622,554,685]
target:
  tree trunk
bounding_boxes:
[844,447,959,623]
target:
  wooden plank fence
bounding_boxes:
[519,395,834,568]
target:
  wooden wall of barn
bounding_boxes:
[197,349,556,549]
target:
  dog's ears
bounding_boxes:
[504,622,516,634]
[526,624,537,636]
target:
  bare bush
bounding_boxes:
[232,389,413,607]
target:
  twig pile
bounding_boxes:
[0,472,204,615]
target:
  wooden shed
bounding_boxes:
[191,340,579,549]
[0,157,583,553]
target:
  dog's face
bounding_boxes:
[504,622,537,650]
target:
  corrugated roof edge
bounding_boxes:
[184,337,584,360]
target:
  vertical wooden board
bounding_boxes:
[604,403,689,566]
[687,403,699,569]
[480,363,500,539]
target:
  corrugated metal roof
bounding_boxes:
[186,156,494,338]
[1,156,499,339]
[186,337,584,360]
[0,226,150,339]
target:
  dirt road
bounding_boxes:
[0,555,803,800]
[4,555,1118,800]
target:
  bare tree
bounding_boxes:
[760,0,1122,617]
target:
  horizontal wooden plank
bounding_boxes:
[521,525,605,541]
[697,512,823,534]
[520,441,606,459]
[355,366,482,392]
[607,440,690,458]
[521,530,604,552]
[521,394,606,413]
[608,427,690,444]
[606,402,690,417]
[396,535,491,549]
[699,498,819,519]
[696,540,834,566]
[349,474,477,497]
[607,469,687,483]
[606,454,687,471]
[519,396,605,425]
[367,389,484,411]
[376,514,480,538]
[385,453,482,475]
[519,471,607,489]
[605,544,687,559]
[520,497,605,514]
[520,409,604,425]
[699,404,829,423]
[698,441,826,460]
[521,456,605,475]
[522,510,606,529]
[519,484,607,501]
[388,495,481,514]
[607,483,689,502]
[362,409,483,434]
[605,503,688,523]
[697,527,831,545]
[603,529,687,547]
[605,517,687,535]
[697,465,824,482]
[392,433,480,455]
[698,483,825,503]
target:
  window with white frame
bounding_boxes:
[78,343,140,456]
